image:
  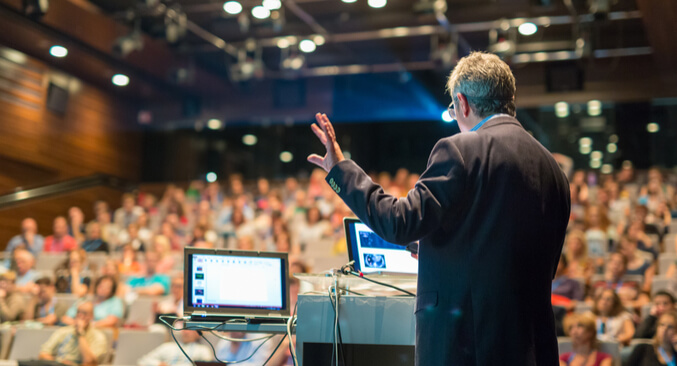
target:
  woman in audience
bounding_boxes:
[627,311,677,366]
[62,274,124,328]
[560,313,612,366]
[564,229,595,283]
[152,235,175,274]
[54,248,92,297]
[584,205,615,264]
[297,205,331,250]
[119,244,143,276]
[618,234,654,294]
[589,288,635,346]
[552,255,584,310]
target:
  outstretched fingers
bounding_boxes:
[311,123,328,145]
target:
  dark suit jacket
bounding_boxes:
[326,116,571,366]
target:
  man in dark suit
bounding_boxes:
[308,52,571,366]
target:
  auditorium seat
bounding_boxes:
[574,302,592,314]
[557,337,621,366]
[35,253,67,272]
[0,327,12,359]
[650,276,677,295]
[87,252,109,271]
[665,233,677,253]
[658,253,677,275]
[124,297,162,327]
[640,303,652,319]
[54,293,79,318]
[8,327,59,360]
[112,330,167,365]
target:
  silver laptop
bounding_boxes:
[184,247,290,323]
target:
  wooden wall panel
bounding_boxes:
[0,46,142,194]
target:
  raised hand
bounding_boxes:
[307,113,345,173]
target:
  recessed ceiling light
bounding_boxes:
[207,119,222,130]
[206,172,217,183]
[49,45,68,58]
[223,1,242,14]
[252,6,271,19]
[242,134,258,146]
[299,39,317,53]
[279,151,293,163]
[587,100,602,116]
[518,22,538,36]
[111,74,129,87]
[262,0,281,10]
[368,0,387,8]
[647,122,660,133]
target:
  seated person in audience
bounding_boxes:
[115,193,141,230]
[627,220,658,261]
[635,291,676,339]
[125,251,170,296]
[118,223,146,252]
[137,328,212,366]
[55,249,92,297]
[38,301,108,366]
[0,271,26,322]
[560,313,612,366]
[119,244,143,276]
[236,235,256,251]
[13,248,39,293]
[62,275,124,328]
[564,229,595,283]
[618,234,655,294]
[24,277,62,325]
[552,255,584,310]
[588,288,635,346]
[68,206,86,244]
[215,331,273,365]
[151,235,175,274]
[81,222,109,253]
[5,217,44,257]
[590,252,645,308]
[155,275,183,318]
[44,216,78,253]
[627,310,677,366]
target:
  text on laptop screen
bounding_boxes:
[349,221,418,274]
[191,254,284,310]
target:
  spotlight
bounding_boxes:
[579,145,592,155]
[441,110,453,123]
[647,122,660,133]
[590,151,603,160]
[252,6,271,19]
[587,100,602,116]
[579,137,592,147]
[368,0,387,8]
[208,119,222,130]
[206,172,217,183]
[277,38,290,49]
[49,45,68,58]
[607,143,617,153]
[262,0,281,10]
[111,74,130,87]
[518,22,537,36]
[299,39,317,53]
[223,1,242,14]
[555,102,569,118]
[601,164,613,174]
[590,159,602,169]
[313,35,326,46]
[242,134,258,146]
[279,151,293,163]
[341,0,357,2]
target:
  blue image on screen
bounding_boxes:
[363,253,386,269]
[359,231,402,250]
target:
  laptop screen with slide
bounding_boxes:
[183,247,290,320]
[344,218,418,275]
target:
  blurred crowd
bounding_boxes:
[555,165,677,366]
[0,168,423,366]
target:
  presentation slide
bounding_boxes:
[191,254,284,310]
[352,222,418,274]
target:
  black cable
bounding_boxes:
[346,270,415,296]
[328,289,346,366]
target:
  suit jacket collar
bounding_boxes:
[475,115,523,131]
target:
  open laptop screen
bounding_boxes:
[344,218,418,275]
[184,248,289,318]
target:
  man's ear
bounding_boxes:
[456,92,470,117]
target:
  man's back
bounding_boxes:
[326,116,570,366]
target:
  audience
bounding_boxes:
[560,313,612,366]
[62,275,124,328]
[39,301,108,366]
[635,291,676,339]
[25,277,60,325]
[81,222,109,253]
[215,332,273,365]
[589,289,635,346]
[627,311,677,366]
[0,271,26,322]
[44,216,78,253]
[125,251,170,297]
[563,229,594,283]
[5,217,44,256]
[552,255,584,310]
[55,249,92,297]
[13,249,38,293]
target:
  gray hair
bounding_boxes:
[447,52,516,118]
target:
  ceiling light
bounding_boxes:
[590,151,603,160]
[518,22,538,36]
[601,164,613,174]
[647,122,659,133]
[590,159,602,169]
[242,134,258,146]
[207,119,222,130]
[280,151,293,163]
[262,0,281,10]
[299,39,316,53]
[368,0,387,8]
[609,134,619,143]
[341,0,357,2]
[49,45,68,58]
[277,38,290,49]
[579,145,592,155]
[555,101,569,118]
[607,143,617,153]
[223,1,242,14]
[578,137,592,147]
[313,35,326,46]
[251,6,270,19]
[206,172,217,183]
[111,74,129,87]
[587,100,602,116]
